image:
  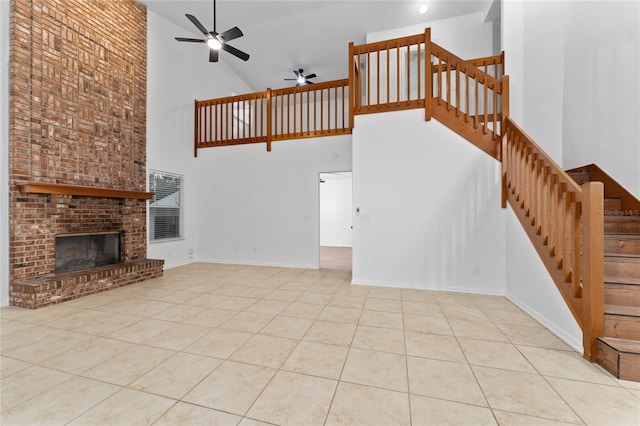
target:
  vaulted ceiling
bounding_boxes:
[141,0,497,91]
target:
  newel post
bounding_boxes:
[500,76,510,208]
[424,28,432,121]
[266,88,272,152]
[500,124,508,209]
[502,75,510,135]
[348,42,355,130]
[194,99,199,157]
[581,181,604,361]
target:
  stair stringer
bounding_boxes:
[430,100,501,160]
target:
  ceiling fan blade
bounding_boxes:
[186,14,210,36]
[305,73,317,79]
[221,43,249,61]
[284,78,297,80]
[220,26,243,42]
[293,70,301,77]
[209,48,219,63]
[306,80,314,84]
[175,37,206,43]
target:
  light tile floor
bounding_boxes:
[1,263,639,425]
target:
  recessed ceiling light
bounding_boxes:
[419,3,429,14]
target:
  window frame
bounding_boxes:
[148,170,184,243]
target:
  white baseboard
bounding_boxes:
[351,278,504,296]
[161,259,197,270]
[196,257,318,270]
[505,291,583,354]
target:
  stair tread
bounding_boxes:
[605,276,640,286]
[598,337,640,354]
[605,304,640,317]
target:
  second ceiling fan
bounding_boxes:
[174,0,249,63]
[285,69,317,86]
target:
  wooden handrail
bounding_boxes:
[431,43,503,91]
[468,53,504,79]
[429,42,504,146]
[502,117,604,360]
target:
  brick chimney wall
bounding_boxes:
[8,0,149,283]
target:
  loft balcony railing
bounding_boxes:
[194,79,350,155]
[194,29,504,157]
[349,29,505,156]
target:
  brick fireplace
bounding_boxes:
[8,0,163,308]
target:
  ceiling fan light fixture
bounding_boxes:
[207,37,222,50]
[297,75,306,85]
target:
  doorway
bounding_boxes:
[319,171,352,270]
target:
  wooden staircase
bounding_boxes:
[567,167,640,381]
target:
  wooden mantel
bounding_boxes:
[17,181,154,200]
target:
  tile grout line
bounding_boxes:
[321,281,368,425]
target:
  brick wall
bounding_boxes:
[8,0,151,284]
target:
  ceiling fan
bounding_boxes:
[174,0,249,63]
[285,69,317,86]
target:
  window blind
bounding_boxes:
[149,171,183,241]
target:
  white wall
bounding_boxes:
[505,210,582,351]
[522,2,566,163]
[501,0,523,123]
[195,135,352,269]
[501,1,567,162]
[352,109,505,294]
[146,10,253,268]
[368,12,496,59]
[1,0,10,306]
[351,14,504,293]
[499,0,640,352]
[561,1,639,197]
[504,0,639,196]
[320,172,352,247]
[147,8,353,270]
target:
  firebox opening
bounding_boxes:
[55,232,122,273]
